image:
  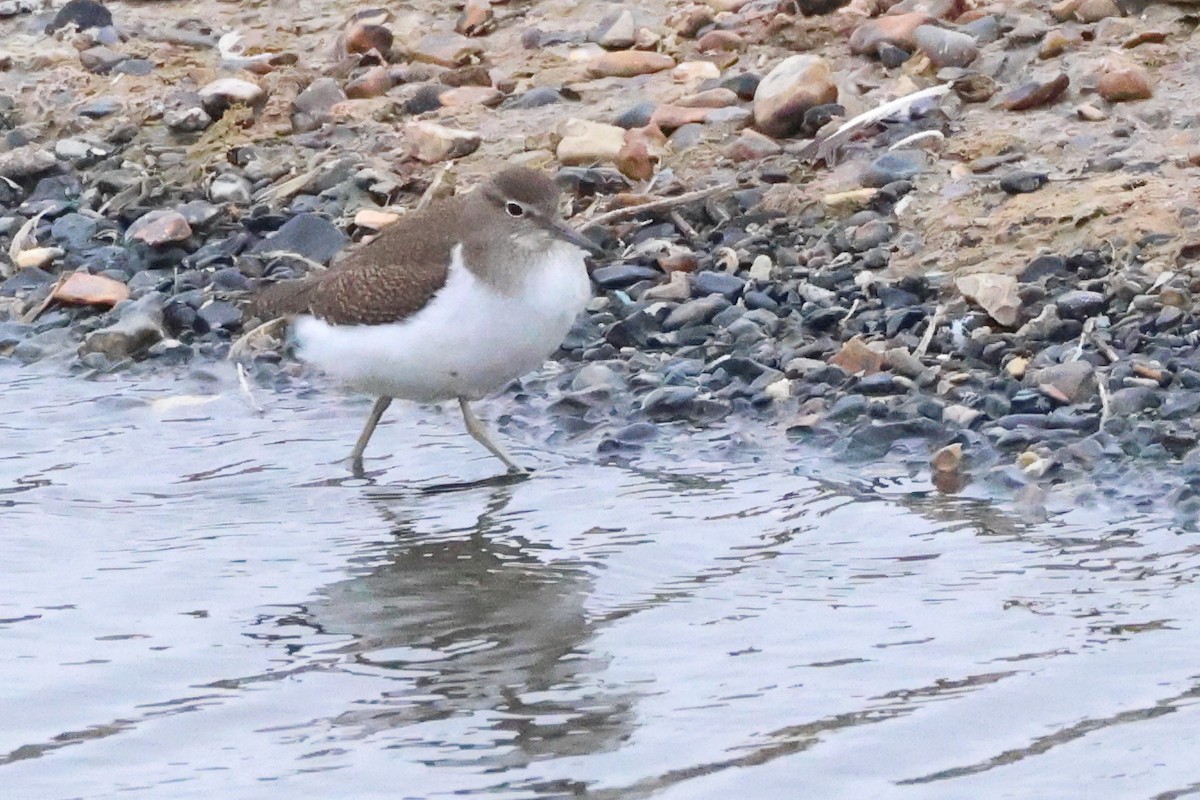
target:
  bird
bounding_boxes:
[249,167,599,476]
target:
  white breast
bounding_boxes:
[292,243,591,402]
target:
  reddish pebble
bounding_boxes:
[696,29,745,52]
[1000,74,1069,110]
[52,272,129,307]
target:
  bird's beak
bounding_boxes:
[543,215,604,256]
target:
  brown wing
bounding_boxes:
[248,196,473,326]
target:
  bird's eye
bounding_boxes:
[505,201,525,217]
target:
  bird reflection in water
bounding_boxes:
[291,482,635,770]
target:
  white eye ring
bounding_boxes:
[505,201,525,217]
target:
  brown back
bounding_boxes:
[249,195,472,326]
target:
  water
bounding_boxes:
[3,361,1200,799]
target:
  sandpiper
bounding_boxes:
[251,167,598,475]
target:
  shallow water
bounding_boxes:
[3,361,1200,800]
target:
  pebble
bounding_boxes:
[957,273,1021,326]
[752,55,837,138]
[587,51,675,78]
[849,13,933,56]
[1097,61,1154,103]
[861,150,927,188]
[198,78,265,117]
[164,106,212,133]
[251,213,347,264]
[593,9,638,49]
[685,266,742,297]
[556,118,626,165]
[126,210,192,246]
[209,173,253,205]
[727,129,782,161]
[697,30,745,52]
[411,33,481,67]
[14,247,63,270]
[46,0,111,31]
[456,0,493,36]
[1029,360,1096,403]
[1055,289,1105,320]
[508,87,565,109]
[79,46,125,74]
[292,78,347,132]
[999,171,1048,194]
[407,122,482,163]
[912,25,978,68]
[1000,75,1070,111]
[79,293,166,361]
[52,272,129,307]
[0,145,56,179]
[830,337,884,375]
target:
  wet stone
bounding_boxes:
[196,301,242,333]
[1107,386,1161,416]
[1055,290,1105,320]
[692,271,745,301]
[127,210,192,246]
[1000,171,1048,194]
[251,213,347,264]
[592,264,662,289]
[861,150,926,188]
[641,386,698,419]
[1021,254,1068,282]
[50,213,99,251]
[664,295,730,330]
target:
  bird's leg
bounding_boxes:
[458,397,527,474]
[350,396,393,473]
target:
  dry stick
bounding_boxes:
[237,363,263,415]
[1098,377,1112,427]
[416,164,451,212]
[1089,332,1119,363]
[1070,330,1088,361]
[914,303,946,359]
[227,316,288,363]
[20,276,65,324]
[587,184,732,228]
[669,210,702,248]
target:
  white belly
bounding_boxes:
[292,243,591,402]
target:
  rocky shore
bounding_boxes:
[3,0,1200,509]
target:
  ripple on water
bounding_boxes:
[2,368,1200,799]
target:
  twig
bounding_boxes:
[1089,332,1119,363]
[19,276,64,323]
[416,163,451,212]
[1098,377,1111,427]
[842,298,860,321]
[586,184,732,228]
[6,208,49,276]
[228,316,288,363]
[237,363,264,415]
[1069,329,1087,362]
[915,303,946,359]
[669,210,702,248]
